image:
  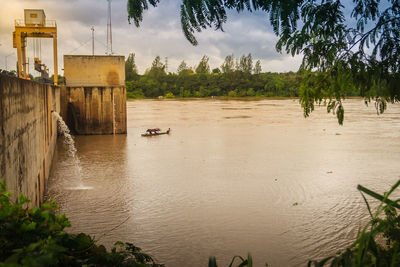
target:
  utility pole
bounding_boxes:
[91,26,95,55]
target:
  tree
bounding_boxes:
[238,53,253,74]
[177,60,193,76]
[50,75,64,85]
[234,58,240,72]
[195,55,210,74]
[147,56,166,79]
[125,53,138,81]
[221,54,235,74]
[212,68,221,74]
[127,57,305,98]
[253,60,262,75]
[127,0,400,124]
[164,57,169,73]
[126,81,145,98]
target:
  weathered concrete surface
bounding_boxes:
[60,86,127,135]
[0,74,60,206]
[62,55,127,135]
[64,55,125,87]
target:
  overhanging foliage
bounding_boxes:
[127,0,400,124]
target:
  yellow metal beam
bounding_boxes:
[15,26,57,32]
[53,33,57,85]
[15,30,23,78]
[22,41,26,76]
[13,23,57,82]
[26,33,54,38]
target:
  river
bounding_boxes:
[47,99,400,266]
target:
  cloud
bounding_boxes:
[0,0,302,75]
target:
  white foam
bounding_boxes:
[53,112,92,190]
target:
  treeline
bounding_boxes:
[125,53,360,98]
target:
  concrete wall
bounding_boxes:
[0,74,60,206]
[60,86,127,135]
[64,55,125,87]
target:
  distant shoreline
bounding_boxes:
[127,96,364,101]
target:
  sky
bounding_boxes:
[0,0,303,76]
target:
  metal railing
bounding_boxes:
[15,19,57,27]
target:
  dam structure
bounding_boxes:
[1,54,127,205]
[0,74,60,206]
[1,8,126,206]
[62,55,127,135]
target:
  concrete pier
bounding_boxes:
[62,55,127,134]
[60,86,127,134]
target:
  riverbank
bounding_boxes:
[127,96,297,101]
[127,96,364,101]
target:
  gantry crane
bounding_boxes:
[13,9,58,85]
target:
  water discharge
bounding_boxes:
[52,112,92,190]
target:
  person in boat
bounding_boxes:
[146,128,161,135]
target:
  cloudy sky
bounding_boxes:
[0,0,303,75]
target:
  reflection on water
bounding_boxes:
[224,115,252,119]
[47,99,400,267]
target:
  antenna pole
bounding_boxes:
[110,1,112,54]
[106,0,109,54]
[106,0,113,55]
[91,26,95,55]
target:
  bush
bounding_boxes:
[0,182,163,266]
[183,89,191,97]
[246,88,255,97]
[127,89,145,99]
[164,92,175,98]
[308,181,400,266]
[228,90,237,97]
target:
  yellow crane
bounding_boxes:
[13,9,58,85]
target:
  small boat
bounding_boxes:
[141,128,171,137]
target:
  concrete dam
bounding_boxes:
[0,55,127,206]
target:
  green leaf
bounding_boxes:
[21,221,37,231]
[208,256,218,267]
[357,184,400,209]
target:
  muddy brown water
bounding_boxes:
[47,99,400,266]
